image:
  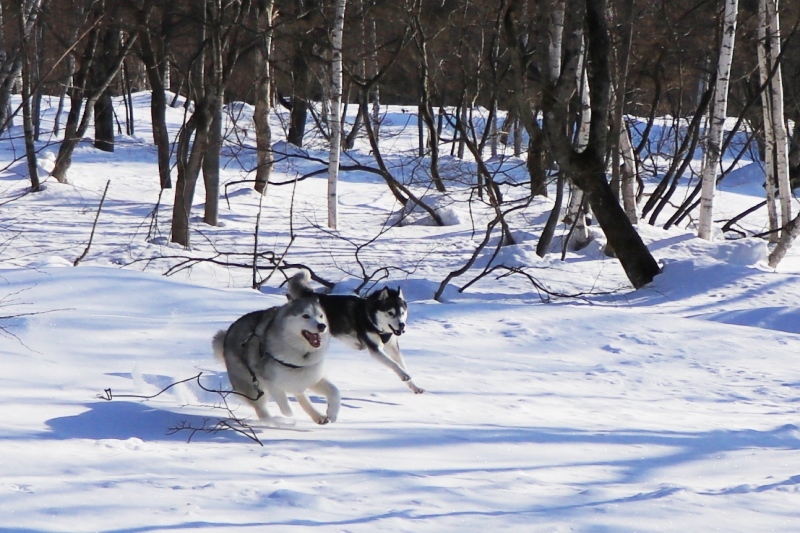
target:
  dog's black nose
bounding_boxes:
[317,323,327,332]
[398,322,405,333]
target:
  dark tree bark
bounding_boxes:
[137,1,173,188]
[288,98,308,147]
[93,90,115,152]
[285,0,318,148]
[93,14,122,152]
[19,1,41,191]
[51,4,137,183]
[540,0,660,288]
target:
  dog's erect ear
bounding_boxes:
[378,287,390,300]
[397,287,404,300]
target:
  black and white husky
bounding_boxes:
[212,296,341,424]
[287,270,424,394]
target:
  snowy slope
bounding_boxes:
[1,93,799,531]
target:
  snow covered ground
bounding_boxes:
[1,93,799,532]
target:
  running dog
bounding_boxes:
[287,270,424,394]
[212,296,341,424]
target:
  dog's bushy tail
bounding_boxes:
[286,270,315,300]
[212,330,226,362]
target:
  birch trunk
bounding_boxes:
[367,16,380,143]
[619,120,638,223]
[698,0,738,241]
[20,0,42,191]
[254,0,275,196]
[566,36,591,250]
[327,0,346,229]
[760,0,791,231]
[548,0,565,81]
[758,0,779,242]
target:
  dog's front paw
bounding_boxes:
[315,416,331,425]
[407,381,424,394]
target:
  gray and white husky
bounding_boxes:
[287,270,424,394]
[212,296,341,424]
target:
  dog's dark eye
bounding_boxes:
[388,311,395,317]
[302,314,310,319]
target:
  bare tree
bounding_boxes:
[534,0,659,287]
[253,0,276,196]
[758,0,791,242]
[328,0,347,229]
[19,0,43,191]
[136,0,174,189]
[408,0,446,193]
[698,0,739,241]
[170,0,255,246]
[50,2,137,184]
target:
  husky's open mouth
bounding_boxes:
[302,330,322,348]
[389,324,404,336]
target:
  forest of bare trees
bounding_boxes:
[2,0,800,289]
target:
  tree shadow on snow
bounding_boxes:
[44,400,257,444]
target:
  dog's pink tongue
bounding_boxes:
[303,330,321,347]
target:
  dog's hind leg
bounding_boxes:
[266,387,293,417]
[249,397,272,421]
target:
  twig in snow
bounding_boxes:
[74,180,110,266]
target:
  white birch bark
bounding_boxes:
[762,0,791,229]
[367,11,380,143]
[327,0,346,229]
[253,0,275,196]
[566,35,591,248]
[768,212,800,267]
[619,119,639,223]
[548,0,565,81]
[758,0,779,242]
[698,0,738,241]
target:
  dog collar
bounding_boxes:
[263,348,305,369]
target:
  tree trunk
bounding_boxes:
[565,35,592,250]
[367,13,380,143]
[19,0,41,191]
[172,101,212,247]
[609,0,634,202]
[287,2,314,148]
[94,91,115,152]
[619,120,638,223]
[413,12,446,193]
[768,212,800,268]
[327,0,346,229]
[698,0,738,240]
[51,16,137,183]
[542,0,659,288]
[203,87,222,227]
[253,0,276,196]
[537,172,565,257]
[759,0,790,233]
[138,4,173,189]
[288,99,308,147]
[93,23,122,153]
